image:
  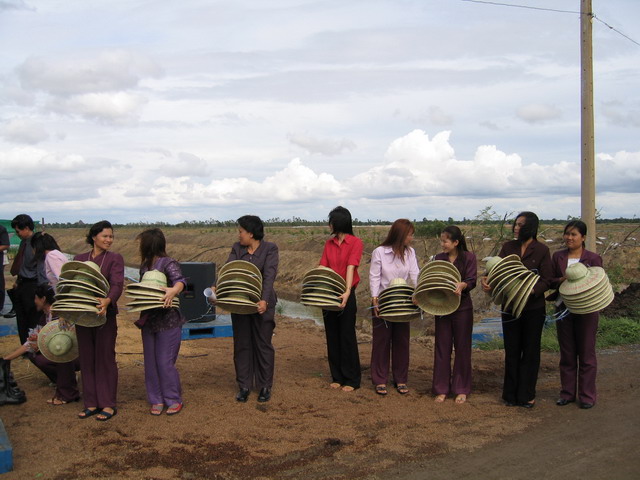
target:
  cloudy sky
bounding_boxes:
[1,0,639,224]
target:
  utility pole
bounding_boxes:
[581,0,596,251]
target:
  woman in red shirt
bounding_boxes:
[319,206,363,392]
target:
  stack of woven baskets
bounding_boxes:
[215,260,263,314]
[485,255,539,319]
[559,262,614,314]
[300,266,346,311]
[414,260,461,316]
[125,270,180,312]
[52,260,109,327]
[377,278,421,322]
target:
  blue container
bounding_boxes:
[0,419,13,473]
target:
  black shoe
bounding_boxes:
[236,388,250,403]
[580,402,594,409]
[3,310,16,318]
[257,387,271,403]
[520,401,535,409]
[556,398,575,406]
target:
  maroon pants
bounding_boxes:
[76,316,118,409]
[370,317,410,385]
[432,308,473,395]
[556,310,598,404]
[31,353,80,402]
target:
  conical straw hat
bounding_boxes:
[414,288,460,316]
[37,320,79,363]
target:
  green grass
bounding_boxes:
[474,315,640,351]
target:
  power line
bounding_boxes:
[461,0,579,15]
[460,0,640,47]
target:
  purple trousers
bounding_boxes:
[76,316,118,409]
[556,310,598,404]
[432,308,473,395]
[231,309,276,390]
[370,317,409,385]
[31,353,80,402]
[141,326,183,405]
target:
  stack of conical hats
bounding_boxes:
[301,266,346,311]
[377,278,421,322]
[215,260,263,314]
[125,270,180,312]
[485,255,539,319]
[53,261,109,327]
[414,260,461,316]
[559,262,614,314]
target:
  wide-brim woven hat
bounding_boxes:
[215,298,259,315]
[378,310,421,322]
[126,298,180,313]
[488,264,529,289]
[59,269,109,292]
[217,285,261,302]
[559,264,608,296]
[301,284,343,297]
[414,287,461,316]
[56,310,106,327]
[508,274,539,318]
[52,298,100,312]
[37,320,79,363]
[217,276,262,295]
[60,261,108,285]
[564,286,614,314]
[219,260,261,279]
[485,254,521,275]
[56,279,107,297]
[55,290,100,302]
[303,267,346,290]
[301,299,343,311]
[302,277,344,295]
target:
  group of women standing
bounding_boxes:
[5,208,604,417]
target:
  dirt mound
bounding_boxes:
[602,283,640,320]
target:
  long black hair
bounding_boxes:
[328,206,354,235]
[35,283,56,306]
[31,232,61,262]
[513,211,539,242]
[137,228,168,270]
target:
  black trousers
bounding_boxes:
[231,308,276,390]
[322,290,361,389]
[501,306,546,404]
[13,280,39,345]
[0,267,5,311]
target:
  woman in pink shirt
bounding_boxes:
[369,219,419,395]
[31,232,68,286]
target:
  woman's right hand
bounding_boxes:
[480,275,492,293]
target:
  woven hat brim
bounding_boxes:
[56,280,107,297]
[219,260,261,279]
[559,267,608,296]
[57,311,106,327]
[414,288,461,316]
[301,300,343,311]
[215,300,259,315]
[303,267,346,289]
[59,269,109,291]
[37,320,79,363]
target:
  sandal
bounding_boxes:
[166,403,183,415]
[48,397,67,406]
[78,407,101,419]
[150,404,164,416]
[396,384,409,395]
[375,385,388,396]
[96,408,118,422]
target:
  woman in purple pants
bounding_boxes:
[135,228,187,416]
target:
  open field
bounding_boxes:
[0,223,638,478]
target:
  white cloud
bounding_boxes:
[17,50,162,96]
[516,104,562,124]
[48,92,147,122]
[1,117,49,144]
[288,133,356,156]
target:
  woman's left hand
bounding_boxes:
[161,285,181,309]
[256,300,268,314]
[96,297,111,316]
[454,282,467,296]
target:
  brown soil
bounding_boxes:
[1,225,638,478]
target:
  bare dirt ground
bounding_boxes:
[1,224,638,479]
